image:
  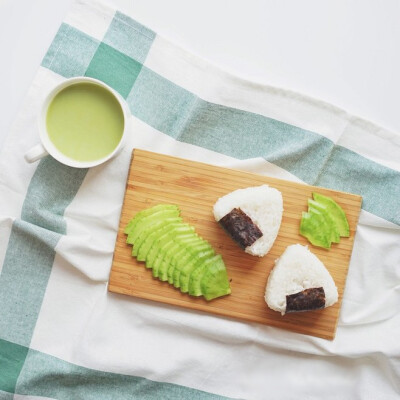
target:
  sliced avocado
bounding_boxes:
[300,211,331,249]
[124,204,179,234]
[308,199,340,243]
[177,246,214,292]
[136,217,182,261]
[200,257,231,301]
[125,204,231,301]
[166,235,203,284]
[169,235,202,265]
[171,240,211,288]
[307,208,335,246]
[188,255,223,296]
[145,223,187,270]
[150,224,195,278]
[152,230,196,278]
[312,193,350,237]
[126,208,180,245]
[133,217,182,258]
[157,233,197,281]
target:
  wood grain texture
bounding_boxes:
[109,149,362,340]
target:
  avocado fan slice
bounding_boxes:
[312,192,350,237]
[125,204,231,301]
[133,217,182,258]
[188,255,223,297]
[300,211,331,249]
[145,223,188,271]
[200,257,231,301]
[308,199,340,243]
[124,204,179,235]
[151,224,195,278]
[178,247,215,292]
[170,239,209,287]
[307,207,335,246]
[166,236,204,285]
[136,218,182,261]
[126,208,180,245]
[157,233,198,281]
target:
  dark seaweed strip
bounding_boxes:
[218,208,263,249]
[285,287,325,313]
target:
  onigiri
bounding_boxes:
[265,244,338,315]
[213,185,283,257]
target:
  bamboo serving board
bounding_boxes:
[109,149,362,340]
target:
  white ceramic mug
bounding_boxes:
[24,77,130,168]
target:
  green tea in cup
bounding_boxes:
[24,77,129,168]
[46,82,124,162]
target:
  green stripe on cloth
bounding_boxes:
[127,66,197,137]
[127,68,334,184]
[0,339,28,393]
[85,10,154,97]
[10,346,232,400]
[0,157,87,390]
[41,23,99,78]
[0,391,14,400]
[103,11,155,63]
[85,42,142,98]
[21,157,87,234]
[0,221,60,346]
[315,145,400,224]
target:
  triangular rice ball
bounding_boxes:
[265,244,338,315]
[213,185,283,257]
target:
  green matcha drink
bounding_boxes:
[46,82,124,162]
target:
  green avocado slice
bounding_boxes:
[152,241,175,279]
[201,257,231,301]
[307,208,335,246]
[189,255,223,296]
[124,204,179,234]
[137,221,182,264]
[133,217,182,258]
[151,225,195,278]
[312,193,350,237]
[127,208,180,245]
[145,223,188,270]
[300,211,331,249]
[308,199,340,243]
[125,204,231,301]
[178,246,214,292]
[136,218,182,262]
[157,233,198,281]
[166,236,204,284]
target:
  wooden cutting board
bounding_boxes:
[109,149,362,340]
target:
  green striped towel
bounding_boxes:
[0,0,399,399]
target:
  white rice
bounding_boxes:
[213,185,283,257]
[265,244,338,315]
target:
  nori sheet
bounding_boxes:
[218,208,263,249]
[286,287,325,313]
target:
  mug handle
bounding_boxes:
[24,143,49,163]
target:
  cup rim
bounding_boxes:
[39,76,129,168]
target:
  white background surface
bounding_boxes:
[1,0,400,151]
